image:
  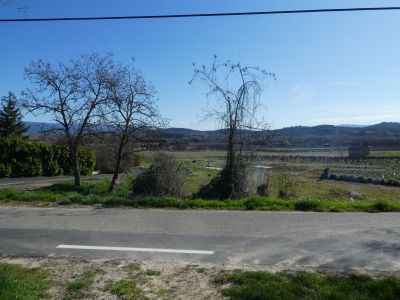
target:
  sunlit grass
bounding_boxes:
[1,167,400,212]
[0,263,50,299]
[215,271,400,300]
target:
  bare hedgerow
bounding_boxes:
[132,153,188,197]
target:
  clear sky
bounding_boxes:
[1,0,400,130]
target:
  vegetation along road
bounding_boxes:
[0,174,113,189]
[1,206,400,271]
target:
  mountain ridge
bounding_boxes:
[24,121,400,148]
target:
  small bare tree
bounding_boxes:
[100,62,165,193]
[0,0,30,14]
[22,52,115,186]
[190,56,274,198]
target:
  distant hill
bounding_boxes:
[25,122,62,134]
[25,121,400,148]
[272,122,400,147]
[337,124,367,128]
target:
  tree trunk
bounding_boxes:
[108,141,124,193]
[70,146,81,187]
[226,126,236,196]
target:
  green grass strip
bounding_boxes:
[215,271,400,300]
[0,263,50,300]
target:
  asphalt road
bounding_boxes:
[1,206,400,271]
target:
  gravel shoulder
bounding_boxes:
[1,257,226,299]
[2,256,399,300]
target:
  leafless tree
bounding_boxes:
[22,52,115,186]
[0,0,30,15]
[99,62,165,193]
[190,56,274,198]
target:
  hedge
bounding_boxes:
[321,172,400,188]
[0,137,96,178]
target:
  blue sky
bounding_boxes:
[1,0,400,130]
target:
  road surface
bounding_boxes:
[1,206,400,271]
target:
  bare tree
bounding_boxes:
[22,52,115,186]
[190,56,274,198]
[99,62,165,193]
[0,0,30,15]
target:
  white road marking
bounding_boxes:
[56,244,214,255]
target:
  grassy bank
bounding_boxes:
[215,271,400,300]
[0,263,50,299]
[3,257,400,300]
[1,178,400,212]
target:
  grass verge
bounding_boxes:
[215,271,400,300]
[105,278,148,300]
[0,263,50,300]
[127,196,400,212]
[1,178,400,212]
[64,271,96,299]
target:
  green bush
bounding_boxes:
[0,137,96,178]
[0,163,11,177]
[132,153,188,197]
[295,198,321,211]
[0,137,44,177]
[244,198,264,210]
[325,172,400,188]
[371,200,396,212]
[78,147,96,176]
[39,143,61,176]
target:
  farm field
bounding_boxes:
[1,147,400,210]
[144,148,400,201]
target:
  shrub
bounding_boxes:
[132,153,188,197]
[53,145,70,175]
[0,164,11,177]
[196,155,250,199]
[0,137,96,178]
[43,160,62,176]
[244,198,263,210]
[133,154,145,167]
[372,201,395,212]
[251,169,271,197]
[256,184,270,197]
[49,145,96,176]
[295,198,321,211]
[327,172,400,188]
[277,174,297,199]
[78,147,96,176]
[0,137,42,177]
[38,143,61,176]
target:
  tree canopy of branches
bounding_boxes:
[0,92,28,138]
[99,62,165,193]
[0,0,30,14]
[22,52,116,186]
[190,56,274,199]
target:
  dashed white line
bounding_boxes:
[56,244,214,255]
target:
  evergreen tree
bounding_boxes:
[0,92,29,137]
